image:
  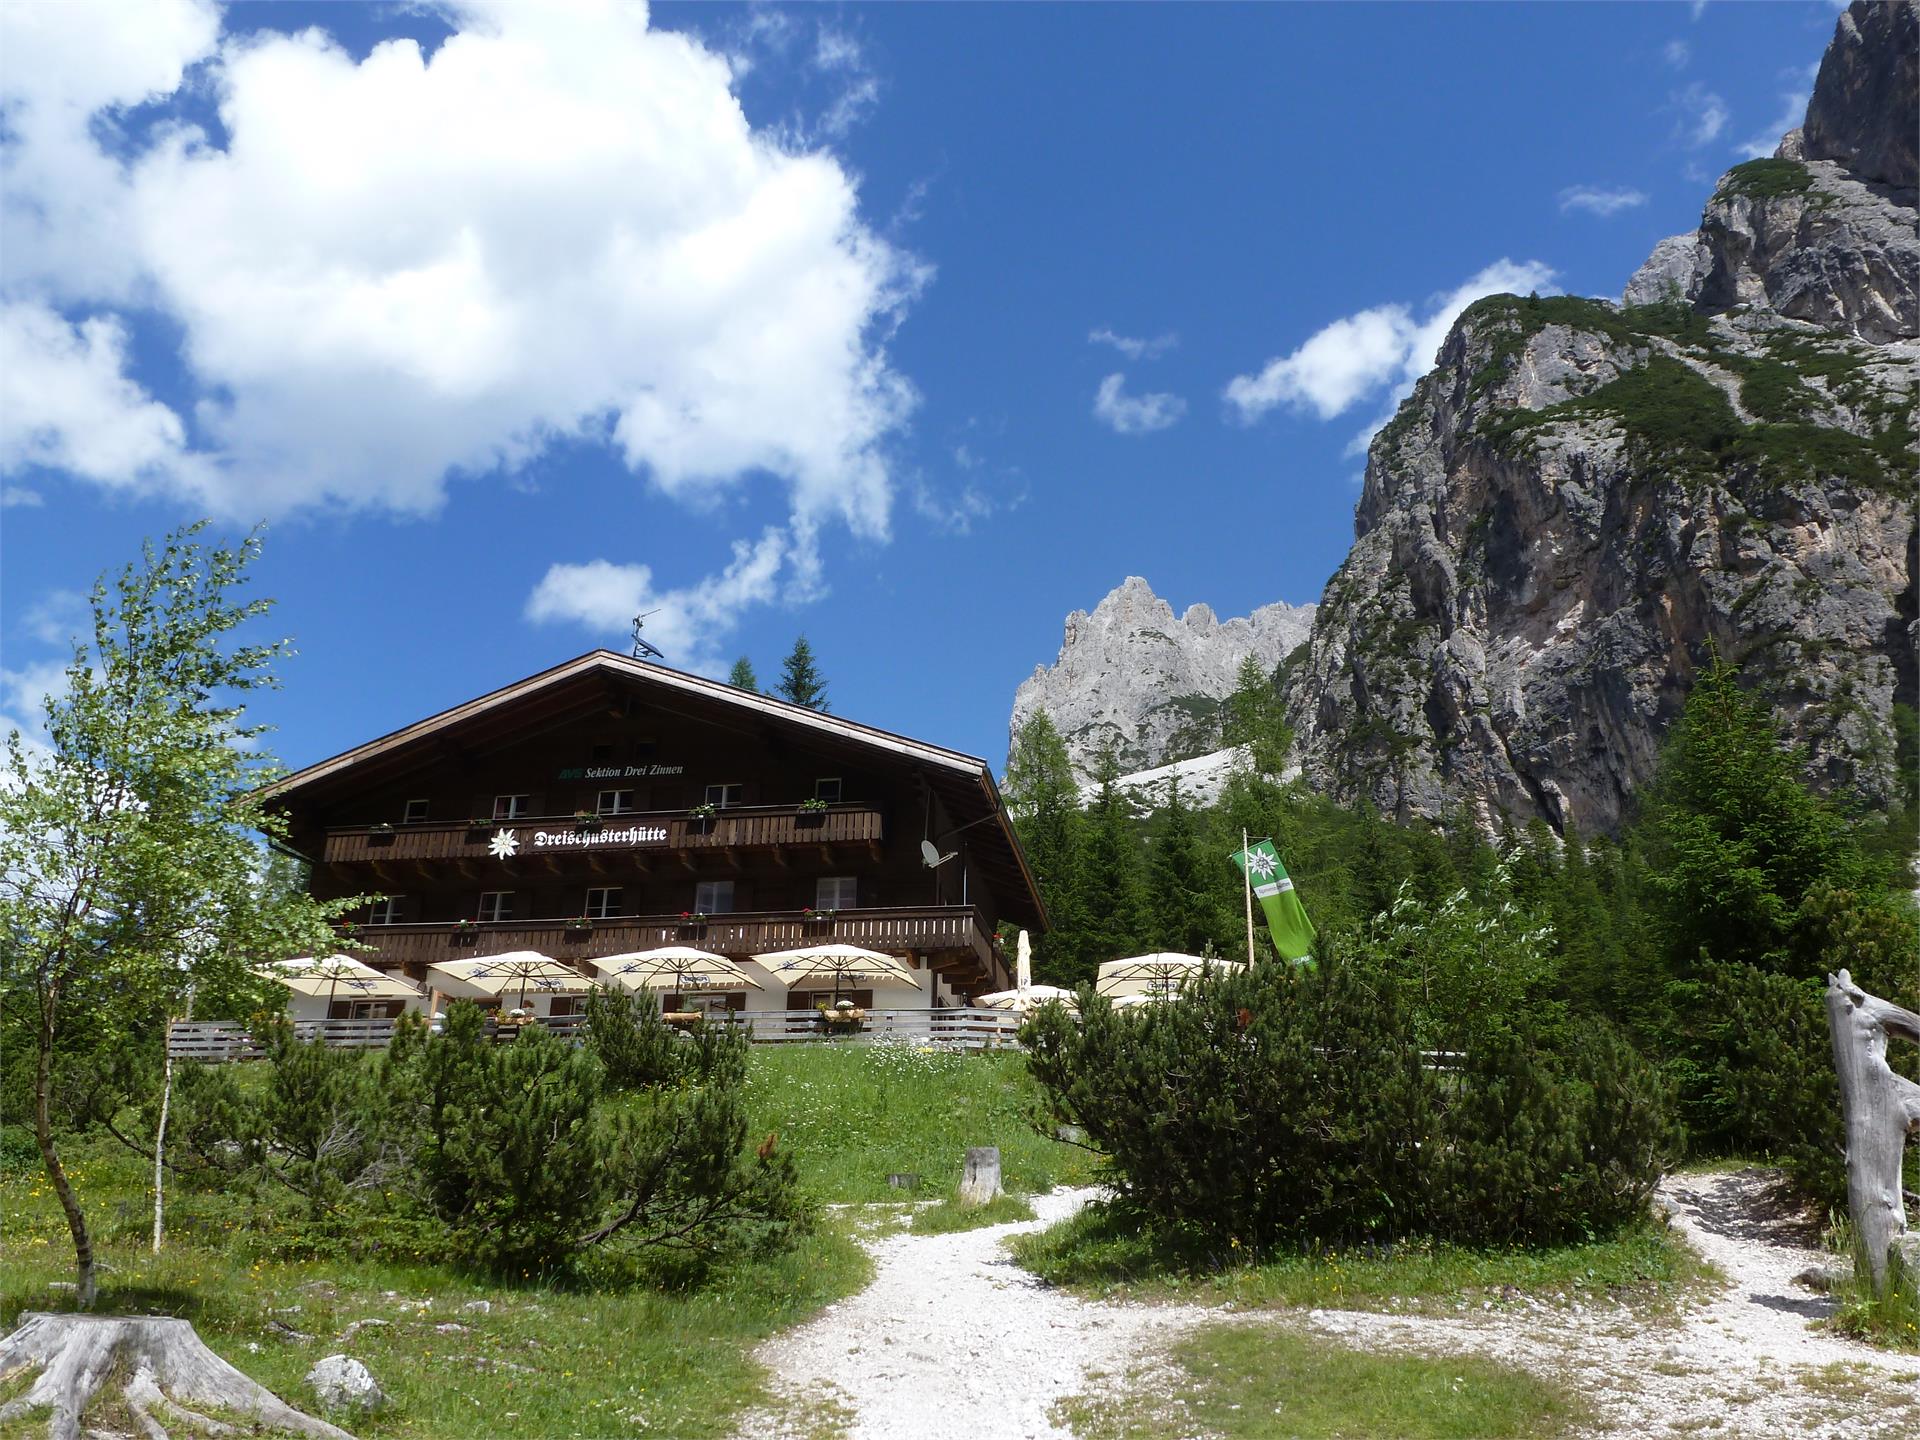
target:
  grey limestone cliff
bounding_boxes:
[1012,576,1315,781]
[1286,0,1918,835]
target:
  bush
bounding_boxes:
[583,985,685,1091]
[162,1000,805,1278]
[1023,951,1675,1253]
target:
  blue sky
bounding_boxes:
[0,1,1844,775]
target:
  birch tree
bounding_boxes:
[0,525,351,1307]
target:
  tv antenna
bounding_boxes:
[629,609,665,662]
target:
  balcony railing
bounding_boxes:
[341,904,1004,985]
[322,804,884,866]
[168,1007,1027,1060]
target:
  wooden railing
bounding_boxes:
[168,1007,1027,1060]
[323,804,884,865]
[344,905,1002,983]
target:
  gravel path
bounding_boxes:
[747,1171,1919,1440]
[747,1188,1210,1440]
[1304,1169,1919,1438]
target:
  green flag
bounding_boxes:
[1231,839,1316,963]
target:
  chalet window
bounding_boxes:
[477,891,514,923]
[585,887,622,919]
[694,879,735,914]
[814,777,843,803]
[815,876,858,910]
[548,996,586,1018]
[596,789,635,815]
[704,782,744,809]
[403,798,430,824]
[492,794,529,821]
[366,896,404,926]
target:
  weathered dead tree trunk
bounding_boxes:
[0,1313,355,1440]
[1825,968,1920,1294]
[958,1146,1002,1206]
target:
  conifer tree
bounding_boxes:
[1004,711,1086,986]
[1148,774,1213,955]
[1221,653,1292,775]
[775,635,830,711]
[1078,745,1149,980]
[1644,655,1864,977]
[726,656,759,692]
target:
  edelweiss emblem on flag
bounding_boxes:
[1246,849,1277,879]
[488,829,520,860]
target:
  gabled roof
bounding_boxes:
[259,650,1046,927]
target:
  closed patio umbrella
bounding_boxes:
[1095,953,1244,1001]
[752,942,918,1002]
[594,946,763,994]
[426,952,592,1011]
[257,955,421,1011]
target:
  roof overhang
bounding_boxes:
[258,650,1048,929]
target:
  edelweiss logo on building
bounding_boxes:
[488,829,520,860]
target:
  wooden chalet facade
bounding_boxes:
[260,651,1043,1011]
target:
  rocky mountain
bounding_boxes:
[1284,0,1917,835]
[1012,576,1315,780]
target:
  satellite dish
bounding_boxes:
[920,838,956,868]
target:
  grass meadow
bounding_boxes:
[0,1039,1088,1438]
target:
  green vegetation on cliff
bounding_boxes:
[1713,157,1817,203]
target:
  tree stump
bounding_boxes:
[0,1312,356,1440]
[957,1146,1002,1207]
[1825,968,1920,1294]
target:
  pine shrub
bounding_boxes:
[1024,952,1675,1252]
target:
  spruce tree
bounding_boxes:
[1644,655,1864,977]
[726,656,759,692]
[1078,745,1149,980]
[1004,711,1087,987]
[775,635,830,711]
[1148,773,1213,955]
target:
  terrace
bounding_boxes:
[344,903,1009,990]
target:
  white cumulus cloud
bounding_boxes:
[525,528,790,675]
[1224,259,1559,427]
[1558,185,1650,218]
[0,301,205,492]
[1092,374,1186,435]
[1664,39,1691,69]
[0,0,923,544]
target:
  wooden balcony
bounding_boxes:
[322,804,885,869]
[343,904,1007,989]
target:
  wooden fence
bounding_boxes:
[167,1007,1026,1061]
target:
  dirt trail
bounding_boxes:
[1305,1169,1918,1438]
[746,1171,1919,1440]
[747,1188,1209,1439]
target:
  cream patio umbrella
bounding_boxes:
[752,942,919,1003]
[426,952,593,1012]
[1095,953,1245,1002]
[593,946,764,996]
[257,955,422,1011]
[973,984,1078,1013]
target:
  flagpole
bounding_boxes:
[1242,828,1256,968]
